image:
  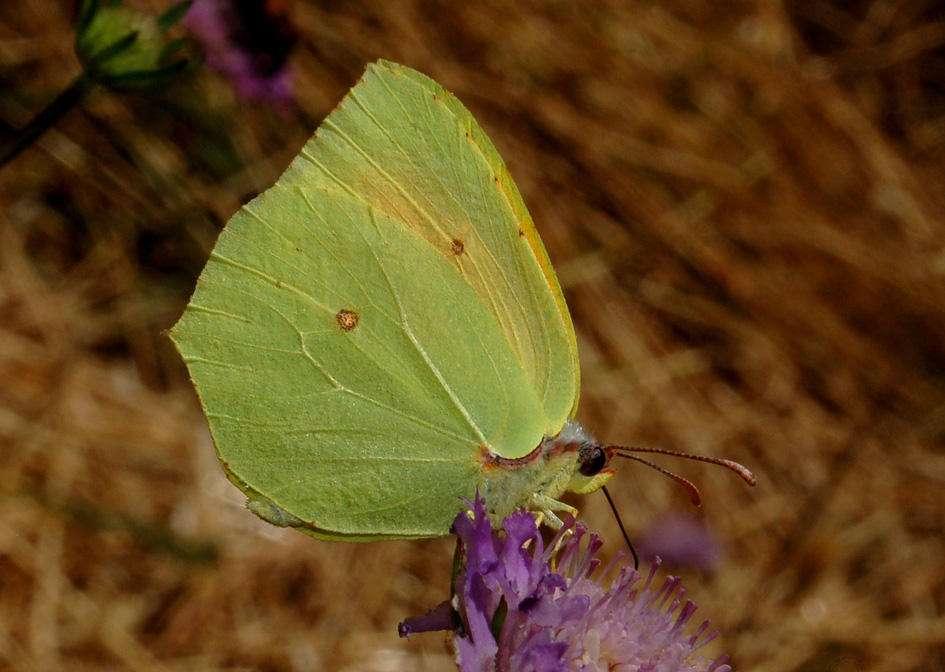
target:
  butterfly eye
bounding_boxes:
[578,445,608,476]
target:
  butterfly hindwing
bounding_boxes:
[171,184,546,538]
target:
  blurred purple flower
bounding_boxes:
[400,496,732,672]
[184,0,295,109]
[637,513,724,572]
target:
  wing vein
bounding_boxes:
[360,208,489,446]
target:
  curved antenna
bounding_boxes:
[606,445,757,487]
[601,485,638,569]
[616,453,704,506]
[605,445,756,506]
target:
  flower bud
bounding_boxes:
[75,0,192,90]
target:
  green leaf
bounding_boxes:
[86,29,139,67]
[102,58,191,90]
[76,0,101,35]
[156,0,193,33]
[159,36,188,60]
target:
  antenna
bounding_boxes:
[599,445,754,568]
[605,445,756,506]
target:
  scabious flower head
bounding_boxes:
[184,0,296,109]
[400,496,732,672]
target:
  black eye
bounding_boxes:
[579,446,607,476]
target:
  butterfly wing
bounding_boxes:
[390,62,580,413]
[171,185,546,539]
[281,61,581,438]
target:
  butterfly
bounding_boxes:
[170,61,754,540]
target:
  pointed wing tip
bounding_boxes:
[370,59,404,77]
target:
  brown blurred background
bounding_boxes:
[2,1,945,670]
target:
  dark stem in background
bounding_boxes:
[0,74,92,168]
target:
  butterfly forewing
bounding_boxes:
[281,61,580,439]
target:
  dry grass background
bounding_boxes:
[2,1,945,670]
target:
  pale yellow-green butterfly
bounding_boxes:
[170,60,754,541]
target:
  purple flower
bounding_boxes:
[400,496,733,672]
[636,513,724,572]
[184,0,295,109]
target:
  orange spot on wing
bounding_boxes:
[335,309,359,331]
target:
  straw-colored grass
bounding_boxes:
[2,1,944,670]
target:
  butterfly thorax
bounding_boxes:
[478,420,616,529]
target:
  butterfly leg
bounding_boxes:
[530,493,577,530]
[529,494,580,560]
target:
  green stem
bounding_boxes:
[0,74,93,169]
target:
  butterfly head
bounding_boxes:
[558,420,758,502]
[551,421,617,496]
